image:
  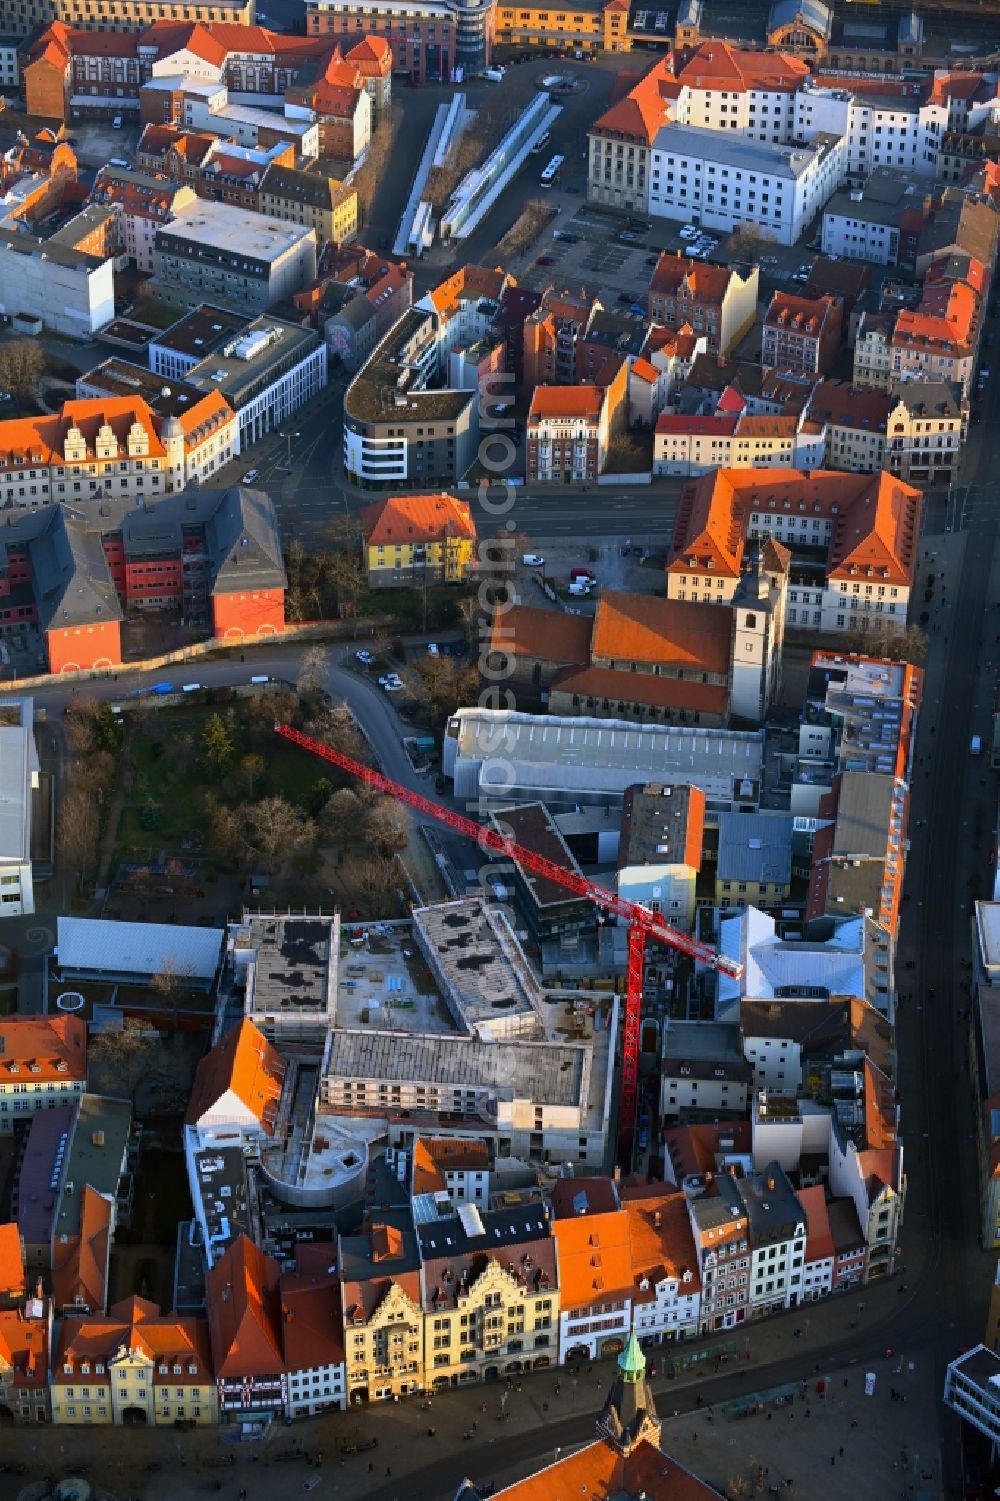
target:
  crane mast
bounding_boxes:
[275,723,743,1160]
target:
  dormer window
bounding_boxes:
[63,1363,72,1375]
[159,1364,168,1375]
[95,1363,104,1374]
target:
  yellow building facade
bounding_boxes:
[423,1258,557,1388]
[495,0,629,53]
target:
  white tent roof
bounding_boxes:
[56,916,224,982]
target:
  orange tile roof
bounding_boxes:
[863,1056,897,1152]
[0,1223,25,1300]
[624,1191,700,1300]
[552,665,729,717]
[53,1295,213,1383]
[346,34,392,72]
[494,1437,724,1501]
[176,389,236,444]
[361,492,475,548]
[668,469,922,587]
[798,1185,835,1265]
[206,1235,285,1378]
[0,400,167,472]
[764,291,835,335]
[140,19,228,66]
[631,357,659,384]
[0,1015,86,1084]
[428,264,508,319]
[591,55,678,145]
[185,1018,286,1134]
[489,604,592,666]
[529,385,605,422]
[51,1185,111,1313]
[893,279,977,353]
[678,41,810,93]
[591,590,732,674]
[411,1136,490,1197]
[0,1305,49,1388]
[551,1208,633,1312]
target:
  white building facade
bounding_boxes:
[648,126,846,245]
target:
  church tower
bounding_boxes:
[595,1333,661,1456]
[729,540,786,726]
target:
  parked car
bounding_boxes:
[522,553,545,567]
[537,255,555,266]
[570,567,597,583]
[355,648,374,666]
[427,642,440,655]
[679,225,699,240]
[112,114,123,128]
[242,468,259,482]
[379,672,403,692]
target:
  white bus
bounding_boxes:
[539,154,564,188]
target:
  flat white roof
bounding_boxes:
[0,701,35,867]
[158,202,315,261]
[449,707,763,801]
[57,916,224,982]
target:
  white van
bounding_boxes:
[568,579,593,597]
[483,67,504,82]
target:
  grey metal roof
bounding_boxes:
[717,811,793,886]
[6,507,123,632]
[204,485,287,595]
[653,124,828,180]
[768,0,832,37]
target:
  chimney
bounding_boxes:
[653,1210,662,1228]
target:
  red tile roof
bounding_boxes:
[650,252,734,303]
[655,413,739,437]
[206,1235,285,1378]
[553,665,729,716]
[493,1438,725,1501]
[51,1186,111,1313]
[361,492,475,547]
[678,41,809,94]
[799,1185,835,1265]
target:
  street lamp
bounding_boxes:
[277,430,300,471]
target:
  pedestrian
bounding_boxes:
[831,1457,836,1467]
[805,1408,810,1418]
[691,1432,697,1442]
[555,1382,561,1395]
[843,1378,848,1388]
[386,1467,392,1477]
[839,1448,844,1458]
[368,1462,375,1473]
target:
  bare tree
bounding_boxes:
[307,702,368,763]
[342,851,398,917]
[352,114,402,224]
[408,654,480,723]
[234,754,266,801]
[58,789,100,887]
[0,340,44,403]
[244,796,316,872]
[841,622,927,663]
[88,1017,159,1106]
[297,645,329,701]
[150,958,194,1033]
[320,787,363,850]
[207,804,242,861]
[363,795,411,857]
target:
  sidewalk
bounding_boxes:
[0,1272,942,1501]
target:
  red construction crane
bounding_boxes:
[275,724,743,1161]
